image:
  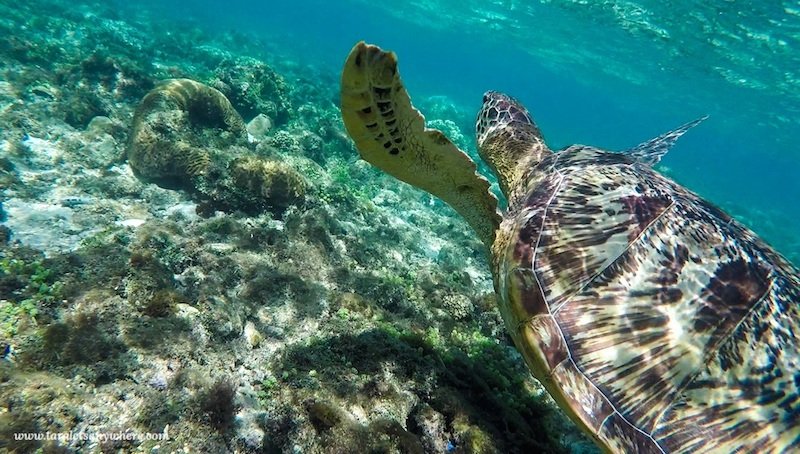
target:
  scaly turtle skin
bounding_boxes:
[340,41,800,453]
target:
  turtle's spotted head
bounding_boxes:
[476,91,537,146]
[475,91,549,199]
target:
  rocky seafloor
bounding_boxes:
[0,1,599,453]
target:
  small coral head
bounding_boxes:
[475,91,538,148]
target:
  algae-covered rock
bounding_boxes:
[63,86,112,129]
[53,50,155,128]
[127,78,248,189]
[243,320,263,348]
[212,57,292,125]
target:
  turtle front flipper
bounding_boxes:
[340,41,501,247]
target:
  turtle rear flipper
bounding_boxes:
[340,41,501,247]
[623,115,708,165]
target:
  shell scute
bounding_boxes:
[548,354,616,432]
[507,267,548,322]
[527,148,674,313]
[520,315,569,372]
[652,271,800,453]
[599,412,664,454]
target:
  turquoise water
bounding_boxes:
[144,0,800,263]
[123,0,799,259]
[1,1,799,452]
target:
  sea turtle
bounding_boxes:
[339,42,800,453]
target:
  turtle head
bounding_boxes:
[476,91,537,146]
[476,91,549,198]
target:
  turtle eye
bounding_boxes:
[483,93,490,103]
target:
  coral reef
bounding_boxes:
[0,1,600,453]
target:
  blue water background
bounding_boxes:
[135,0,799,260]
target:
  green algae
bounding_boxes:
[19,308,134,386]
[0,248,63,337]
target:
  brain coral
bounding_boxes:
[228,156,306,215]
[127,79,248,189]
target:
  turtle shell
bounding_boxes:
[494,145,800,453]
